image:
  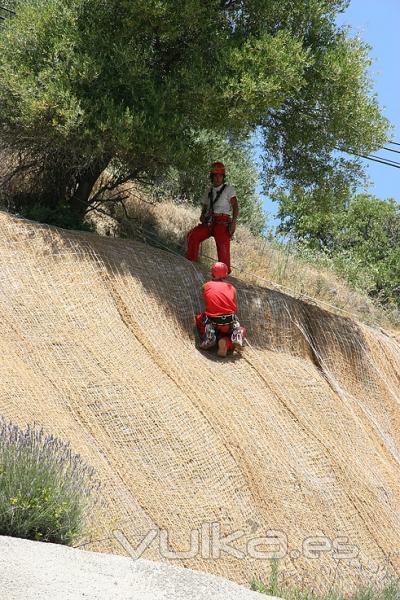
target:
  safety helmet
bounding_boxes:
[211,262,229,279]
[210,161,225,175]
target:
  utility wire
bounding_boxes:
[270,108,400,170]
[0,6,16,14]
[335,146,400,169]
[364,153,400,167]
[382,146,400,155]
[355,153,400,169]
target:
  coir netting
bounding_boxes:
[0,212,399,593]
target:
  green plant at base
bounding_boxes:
[250,559,400,600]
[251,557,281,596]
[0,417,99,544]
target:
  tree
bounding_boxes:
[274,173,352,249]
[334,195,400,306]
[0,1,15,12]
[0,0,389,224]
[276,188,400,308]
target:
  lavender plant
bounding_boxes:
[0,417,98,544]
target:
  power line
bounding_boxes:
[269,107,400,170]
[382,146,400,155]
[355,153,400,169]
[0,6,16,14]
[335,146,400,169]
[366,153,400,167]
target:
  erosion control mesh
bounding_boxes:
[0,212,399,593]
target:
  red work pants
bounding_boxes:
[186,218,231,271]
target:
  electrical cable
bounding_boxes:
[0,5,15,14]
[382,146,400,155]
[352,153,400,169]
[270,107,400,170]
[334,146,400,169]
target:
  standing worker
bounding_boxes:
[186,162,239,273]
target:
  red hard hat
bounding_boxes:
[210,161,225,175]
[211,262,229,279]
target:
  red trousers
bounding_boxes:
[186,219,231,271]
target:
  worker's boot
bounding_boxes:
[217,337,228,358]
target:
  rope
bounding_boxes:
[6,209,391,330]
[125,217,388,329]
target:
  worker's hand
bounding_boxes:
[229,220,236,237]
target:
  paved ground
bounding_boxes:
[0,536,277,600]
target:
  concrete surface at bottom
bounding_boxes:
[0,536,279,600]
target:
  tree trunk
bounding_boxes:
[70,158,111,222]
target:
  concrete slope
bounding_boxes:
[0,536,273,600]
[0,212,399,593]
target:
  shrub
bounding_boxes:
[0,417,98,544]
[20,203,93,231]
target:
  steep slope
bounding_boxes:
[0,211,399,593]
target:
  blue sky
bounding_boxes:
[260,0,400,223]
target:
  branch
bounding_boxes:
[0,160,38,188]
[86,198,133,223]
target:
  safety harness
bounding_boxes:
[204,184,227,225]
[204,314,238,326]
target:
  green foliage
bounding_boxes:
[0,1,15,13]
[275,175,354,250]
[251,557,280,596]
[0,417,98,544]
[332,196,400,306]
[261,3,389,192]
[21,203,93,231]
[0,0,390,224]
[276,190,400,309]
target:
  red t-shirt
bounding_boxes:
[203,280,237,317]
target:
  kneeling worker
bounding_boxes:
[196,262,246,357]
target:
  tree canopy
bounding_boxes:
[0,0,389,224]
[277,189,400,308]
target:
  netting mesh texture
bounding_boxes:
[0,212,399,593]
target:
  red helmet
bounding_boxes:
[210,161,225,175]
[211,262,229,279]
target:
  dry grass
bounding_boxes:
[88,183,399,332]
